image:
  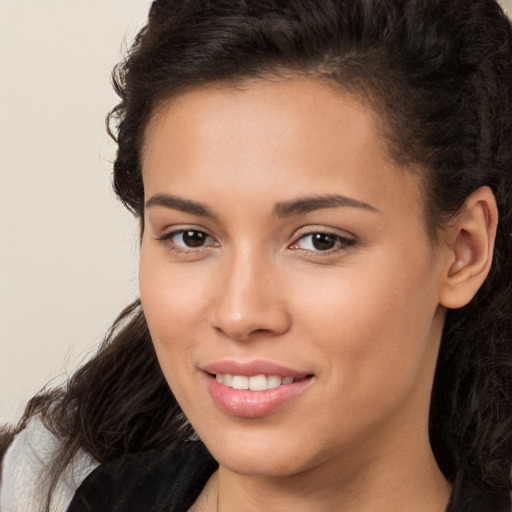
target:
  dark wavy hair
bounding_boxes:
[2,1,512,510]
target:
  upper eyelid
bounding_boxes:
[292,226,357,241]
[291,232,356,247]
[296,231,354,241]
[156,226,216,240]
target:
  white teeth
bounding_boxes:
[249,374,267,391]
[232,375,249,390]
[215,373,299,390]
[267,375,282,389]
[223,374,234,386]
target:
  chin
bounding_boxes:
[196,424,324,477]
[217,450,311,477]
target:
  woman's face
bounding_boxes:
[139,78,448,477]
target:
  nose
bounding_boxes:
[209,249,291,342]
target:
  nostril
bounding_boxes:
[251,328,272,335]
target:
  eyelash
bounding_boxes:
[156,229,356,256]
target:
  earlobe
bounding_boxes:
[439,186,498,309]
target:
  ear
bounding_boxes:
[439,186,498,309]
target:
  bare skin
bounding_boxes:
[189,461,451,512]
[139,77,496,512]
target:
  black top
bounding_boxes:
[66,441,218,512]
[67,440,511,512]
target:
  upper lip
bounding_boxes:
[202,359,312,379]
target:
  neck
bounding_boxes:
[196,425,450,512]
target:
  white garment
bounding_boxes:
[0,419,98,512]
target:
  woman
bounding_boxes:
[1,0,511,511]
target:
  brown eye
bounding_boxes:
[311,233,337,251]
[162,229,217,250]
[182,230,208,247]
[291,232,356,253]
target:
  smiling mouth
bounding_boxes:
[213,373,312,391]
[205,370,315,417]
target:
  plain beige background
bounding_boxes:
[1,0,511,424]
[0,0,151,423]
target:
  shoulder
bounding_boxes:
[68,440,217,512]
[0,417,99,512]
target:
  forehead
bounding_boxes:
[142,77,424,223]
[145,77,386,152]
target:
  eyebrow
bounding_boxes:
[145,192,378,218]
[274,194,379,217]
[145,194,217,218]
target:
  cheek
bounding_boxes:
[292,247,441,409]
[139,242,210,330]
[138,244,212,383]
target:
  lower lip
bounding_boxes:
[205,374,314,418]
